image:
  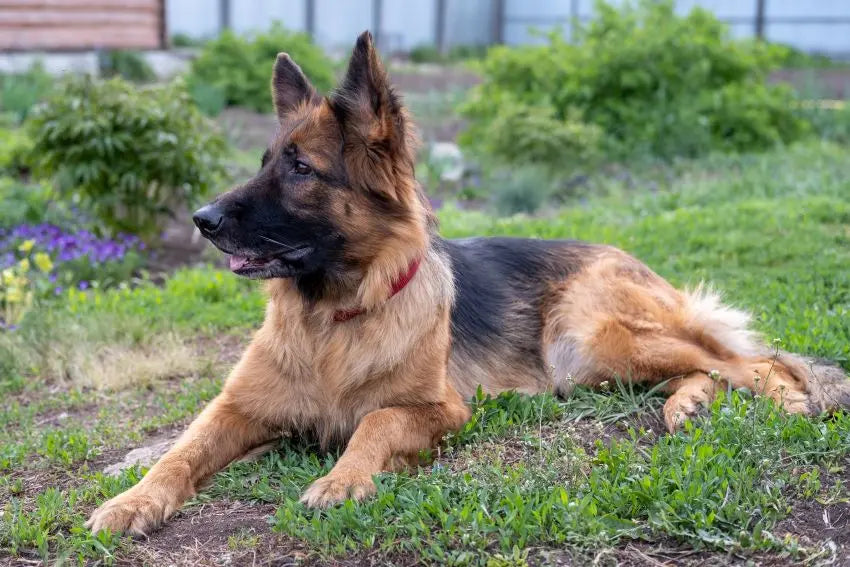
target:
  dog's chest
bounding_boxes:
[272,318,427,434]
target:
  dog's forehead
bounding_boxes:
[272,100,340,170]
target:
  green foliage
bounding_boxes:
[98,50,155,82]
[0,471,142,563]
[488,166,559,215]
[798,101,850,146]
[0,63,52,123]
[171,33,206,48]
[409,44,442,63]
[0,267,264,381]
[0,126,32,176]
[408,44,487,64]
[26,76,227,238]
[255,393,850,562]
[188,23,334,113]
[187,77,228,116]
[773,43,847,69]
[460,0,809,167]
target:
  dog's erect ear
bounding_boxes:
[330,31,413,199]
[272,53,316,120]
[333,31,401,121]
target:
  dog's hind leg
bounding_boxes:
[662,372,719,432]
[541,249,823,431]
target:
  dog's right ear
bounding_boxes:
[272,53,316,120]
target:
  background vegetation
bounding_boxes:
[187,23,334,114]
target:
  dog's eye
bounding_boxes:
[292,161,312,176]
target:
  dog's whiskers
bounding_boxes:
[258,234,299,251]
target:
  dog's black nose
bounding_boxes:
[193,204,224,235]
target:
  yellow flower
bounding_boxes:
[18,239,35,253]
[17,258,30,272]
[33,252,53,273]
[5,286,22,303]
[2,269,14,285]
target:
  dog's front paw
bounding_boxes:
[300,469,376,508]
[86,489,177,537]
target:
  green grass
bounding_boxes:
[2,140,850,564]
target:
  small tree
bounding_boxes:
[27,77,228,238]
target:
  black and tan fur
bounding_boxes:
[87,32,849,536]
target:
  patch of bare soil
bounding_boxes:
[775,465,850,565]
[531,542,805,567]
[116,501,304,567]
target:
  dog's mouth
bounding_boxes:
[227,246,314,277]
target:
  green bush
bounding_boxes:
[98,50,155,82]
[187,77,228,116]
[408,44,487,64]
[188,23,334,113]
[460,0,809,167]
[0,125,32,177]
[26,76,228,239]
[409,44,442,64]
[798,101,850,145]
[171,33,206,48]
[0,63,52,123]
[773,43,845,69]
[489,166,558,216]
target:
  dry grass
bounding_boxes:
[73,334,199,390]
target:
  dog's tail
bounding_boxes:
[681,284,761,357]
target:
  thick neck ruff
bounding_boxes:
[332,257,422,323]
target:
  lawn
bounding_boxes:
[2,140,849,565]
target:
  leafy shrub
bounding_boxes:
[0,126,32,176]
[0,63,52,123]
[460,0,809,168]
[773,43,845,69]
[798,101,850,145]
[409,44,442,64]
[187,77,227,116]
[488,166,558,215]
[26,76,227,238]
[98,50,155,82]
[171,33,206,48]
[188,23,334,113]
[408,44,486,64]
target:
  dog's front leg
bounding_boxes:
[87,392,273,536]
[300,388,470,508]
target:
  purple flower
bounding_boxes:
[78,280,89,290]
[54,286,63,295]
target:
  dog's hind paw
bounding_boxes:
[300,469,376,508]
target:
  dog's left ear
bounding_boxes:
[330,31,410,200]
[272,53,316,120]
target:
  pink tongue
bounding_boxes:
[229,255,248,271]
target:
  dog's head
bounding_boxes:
[194,32,428,300]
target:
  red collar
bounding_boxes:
[333,257,422,323]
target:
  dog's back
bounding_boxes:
[441,236,600,398]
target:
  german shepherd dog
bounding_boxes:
[87,32,848,536]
